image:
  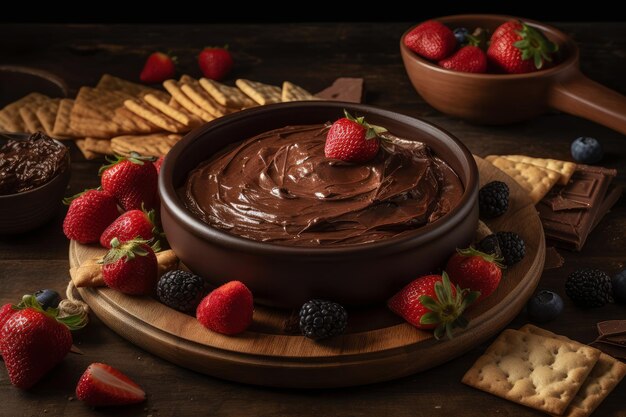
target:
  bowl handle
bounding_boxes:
[548,70,626,135]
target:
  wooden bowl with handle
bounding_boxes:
[400,14,626,135]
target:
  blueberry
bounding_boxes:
[571,137,603,164]
[34,289,61,310]
[527,290,564,323]
[453,27,469,44]
[612,269,626,304]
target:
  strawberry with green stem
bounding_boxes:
[388,272,480,340]
[101,237,159,295]
[99,206,162,249]
[325,110,387,163]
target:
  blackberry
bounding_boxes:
[299,299,348,340]
[479,181,509,219]
[496,231,525,266]
[566,269,613,308]
[157,270,209,314]
[478,234,502,259]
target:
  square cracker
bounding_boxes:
[143,94,202,128]
[123,99,189,133]
[462,329,600,415]
[519,325,626,417]
[491,155,576,186]
[96,74,160,97]
[0,93,50,132]
[199,78,256,108]
[281,81,319,102]
[163,79,215,122]
[486,156,561,203]
[19,104,46,133]
[83,137,112,155]
[235,79,282,105]
[36,99,61,136]
[53,99,80,138]
[110,133,182,157]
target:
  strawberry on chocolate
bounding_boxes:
[140,52,175,84]
[324,110,387,163]
[487,20,558,74]
[388,272,479,340]
[100,152,158,211]
[63,188,120,244]
[404,20,457,61]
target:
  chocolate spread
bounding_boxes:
[0,132,68,195]
[181,124,463,246]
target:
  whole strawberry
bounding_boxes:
[140,52,175,84]
[0,295,86,389]
[388,272,479,340]
[325,110,387,163]
[487,20,558,74]
[63,189,120,244]
[76,363,145,407]
[99,208,160,248]
[439,45,487,73]
[446,247,503,302]
[198,46,233,81]
[196,281,253,335]
[101,238,158,295]
[404,20,457,61]
[100,153,158,211]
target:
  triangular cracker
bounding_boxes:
[486,156,561,203]
[281,81,319,102]
[235,79,282,105]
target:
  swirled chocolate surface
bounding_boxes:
[181,124,463,246]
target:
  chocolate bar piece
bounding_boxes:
[537,165,618,251]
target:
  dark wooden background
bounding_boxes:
[0,22,625,417]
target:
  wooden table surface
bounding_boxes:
[0,22,625,417]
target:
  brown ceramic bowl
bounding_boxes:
[0,138,70,234]
[400,15,626,134]
[0,66,68,108]
[159,102,478,308]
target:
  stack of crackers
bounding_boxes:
[0,74,323,160]
[463,324,626,417]
[485,154,621,251]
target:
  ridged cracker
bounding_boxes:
[281,81,319,102]
[179,75,233,117]
[111,133,182,157]
[519,325,626,417]
[97,74,159,97]
[83,137,113,155]
[199,78,256,108]
[123,99,189,133]
[53,99,80,138]
[36,99,61,136]
[462,329,600,415]
[0,93,49,132]
[163,79,215,122]
[143,93,202,128]
[19,104,46,133]
[75,139,99,160]
[490,155,576,186]
[486,156,561,203]
[235,79,282,105]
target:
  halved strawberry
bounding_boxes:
[76,362,145,407]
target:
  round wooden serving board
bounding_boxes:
[70,157,545,388]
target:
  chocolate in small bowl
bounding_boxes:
[0,132,70,234]
[160,102,478,308]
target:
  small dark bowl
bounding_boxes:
[159,102,478,308]
[0,139,70,234]
[0,66,68,108]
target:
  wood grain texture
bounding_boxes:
[68,158,544,388]
[0,22,624,417]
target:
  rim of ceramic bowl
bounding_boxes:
[400,14,579,80]
[0,139,70,199]
[0,65,69,98]
[160,101,478,256]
